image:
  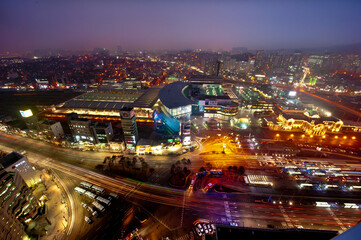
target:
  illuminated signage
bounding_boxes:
[288,91,297,97]
[20,109,33,118]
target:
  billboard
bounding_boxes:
[20,109,33,118]
[288,91,297,97]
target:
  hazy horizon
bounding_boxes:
[1,0,361,53]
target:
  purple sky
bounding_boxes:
[1,0,361,52]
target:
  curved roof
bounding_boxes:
[159,82,195,109]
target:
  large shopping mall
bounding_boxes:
[43,78,361,137]
[43,78,243,134]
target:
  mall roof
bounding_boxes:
[159,82,195,109]
[133,87,161,108]
[60,88,161,110]
[60,100,130,110]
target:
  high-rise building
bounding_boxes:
[0,152,40,187]
[255,50,265,69]
[0,169,38,240]
[203,57,223,76]
[117,45,122,55]
[120,107,139,150]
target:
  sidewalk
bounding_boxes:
[32,169,69,240]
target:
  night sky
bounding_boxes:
[1,0,361,52]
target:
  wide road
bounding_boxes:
[28,150,361,236]
[1,132,360,237]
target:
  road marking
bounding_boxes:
[328,209,347,231]
[279,205,294,228]
[124,182,142,199]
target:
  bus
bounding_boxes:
[343,176,360,183]
[91,185,105,194]
[189,175,197,190]
[109,193,119,199]
[203,179,218,192]
[316,202,330,208]
[80,182,93,189]
[96,196,111,206]
[92,201,105,212]
[84,191,97,200]
[74,187,86,195]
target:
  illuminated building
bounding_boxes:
[68,113,113,144]
[47,88,161,124]
[0,152,40,187]
[91,122,113,144]
[120,107,139,150]
[0,169,38,240]
[69,116,94,143]
[267,110,343,136]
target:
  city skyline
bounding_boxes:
[1,0,361,53]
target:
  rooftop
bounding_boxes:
[133,87,161,108]
[0,152,25,169]
[158,82,195,109]
[60,100,130,110]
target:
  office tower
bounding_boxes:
[120,107,139,150]
[0,169,38,240]
[0,152,40,187]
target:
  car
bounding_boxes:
[195,227,202,237]
[202,224,209,234]
[197,223,204,232]
[85,216,92,224]
[81,203,87,209]
[207,224,213,233]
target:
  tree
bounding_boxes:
[199,166,206,172]
[171,164,176,174]
[206,162,213,171]
[238,166,245,175]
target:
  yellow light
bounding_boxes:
[335,136,338,139]
[290,134,294,137]
[276,134,280,137]
[310,135,313,138]
[322,135,326,138]
[301,135,305,138]
[343,136,347,139]
[352,136,356,140]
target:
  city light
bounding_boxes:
[19,109,33,118]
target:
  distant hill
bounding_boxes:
[266,42,361,54]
